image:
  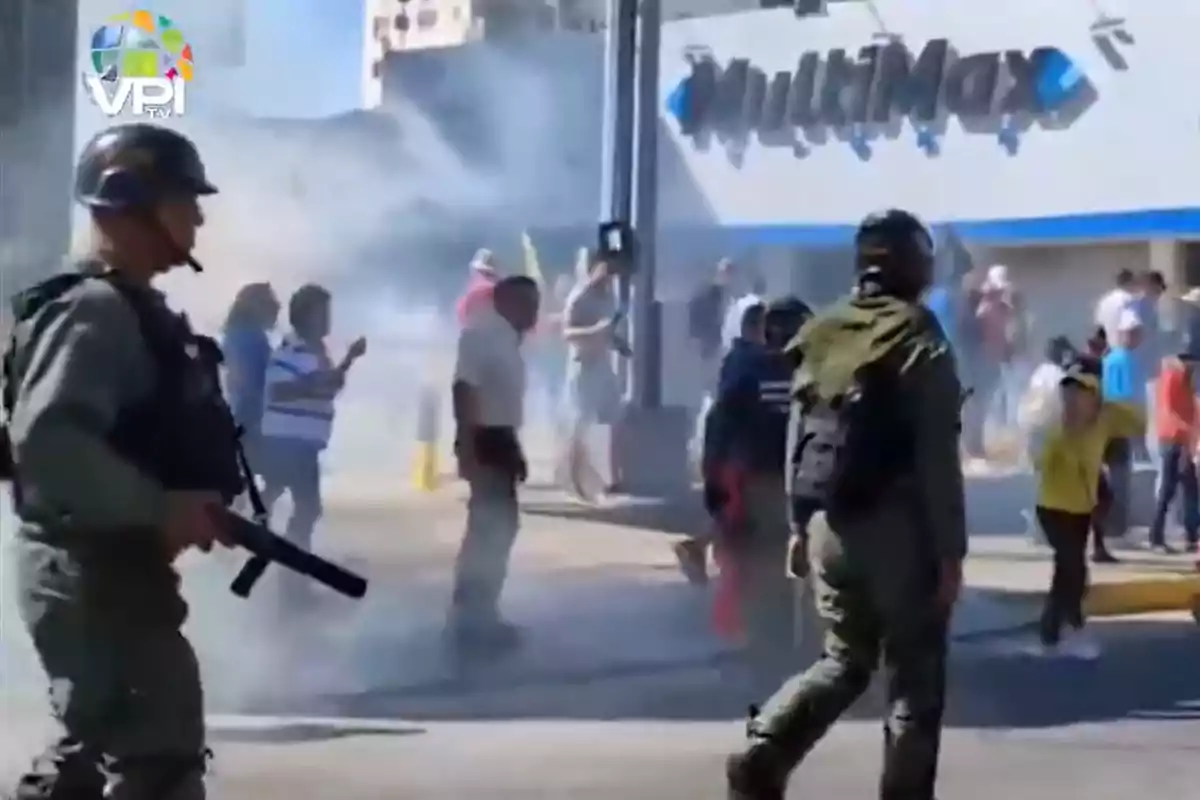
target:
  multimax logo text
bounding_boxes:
[665,38,1096,161]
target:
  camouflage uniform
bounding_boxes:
[5,124,226,800]
[729,211,967,800]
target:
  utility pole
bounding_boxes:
[600,0,689,496]
[599,0,638,393]
[630,0,661,408]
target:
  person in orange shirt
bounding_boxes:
[1147,343,1200,553]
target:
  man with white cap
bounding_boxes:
[456,248,500,328]
[1100,306,1146,539]
[964,263,1023,453]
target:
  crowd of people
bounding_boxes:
[6,120,1200,800]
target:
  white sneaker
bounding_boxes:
[1060,628,1101,660]
[1019,638,1060,658]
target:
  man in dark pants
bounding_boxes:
[727,210,966,800]
[449,276,540,652]
[1147,342,1200,553]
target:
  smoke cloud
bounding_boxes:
[2,3,611,718]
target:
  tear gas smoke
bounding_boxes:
[2,23,608,717]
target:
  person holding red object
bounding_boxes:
[700,299,809,686]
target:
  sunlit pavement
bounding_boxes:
[4,489,1200,796]
[4,616,1198,798]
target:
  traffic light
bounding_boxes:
[598,220,636,275]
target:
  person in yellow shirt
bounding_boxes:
[1032,359,1145,658]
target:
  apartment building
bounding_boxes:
[361,0,776,106]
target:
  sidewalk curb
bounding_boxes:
[977,576,1200,619]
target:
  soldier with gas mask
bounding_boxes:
[726,210,967,800]
[3,124,243,800]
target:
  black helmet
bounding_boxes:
[854,209,935,297]
[74,123,217,210]
[765,295,813,348]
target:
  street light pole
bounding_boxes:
[599,0,638,393]
[631,0,661,409]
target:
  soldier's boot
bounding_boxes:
[725,748,786,800]
[725,706,788,800]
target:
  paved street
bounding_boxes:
[3,486,1199,797]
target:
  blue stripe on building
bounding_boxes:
[688,208,1200,249]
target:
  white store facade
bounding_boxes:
[656,0,1200,340]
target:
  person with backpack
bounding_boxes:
[726,210,966,800]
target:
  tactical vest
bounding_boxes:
[1,272,244,510]
[786,353,915,519]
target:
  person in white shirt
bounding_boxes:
[451,275,540,652]
[560,252,626,501]
[1094,269,1137,345]
[1019,336,1075,443]
[259,284,366,588]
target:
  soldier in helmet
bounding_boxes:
[726,210,967,800]
[4,124,241,799]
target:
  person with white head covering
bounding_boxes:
[457,247,501,327]
[471,247,497,275]
[983,263,1010,293]
[965,262,1025,457]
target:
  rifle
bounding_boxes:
[214,506,367,599]
[222,434,368,599]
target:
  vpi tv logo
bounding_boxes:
[83,10,194,118]
[667,38,1095,161]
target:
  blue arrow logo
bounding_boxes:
[666,78,689,123]
[1035,48,1085,110]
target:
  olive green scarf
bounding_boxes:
[785,293,945,400]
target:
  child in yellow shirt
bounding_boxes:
[1032,362,1145,657]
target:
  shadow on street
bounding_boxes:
[209,722,425,744]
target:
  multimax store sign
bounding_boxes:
[666,38,1094,158]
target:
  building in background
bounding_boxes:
[656,0,1200,338]
[360,0,799,106]
[0,0,79,292]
